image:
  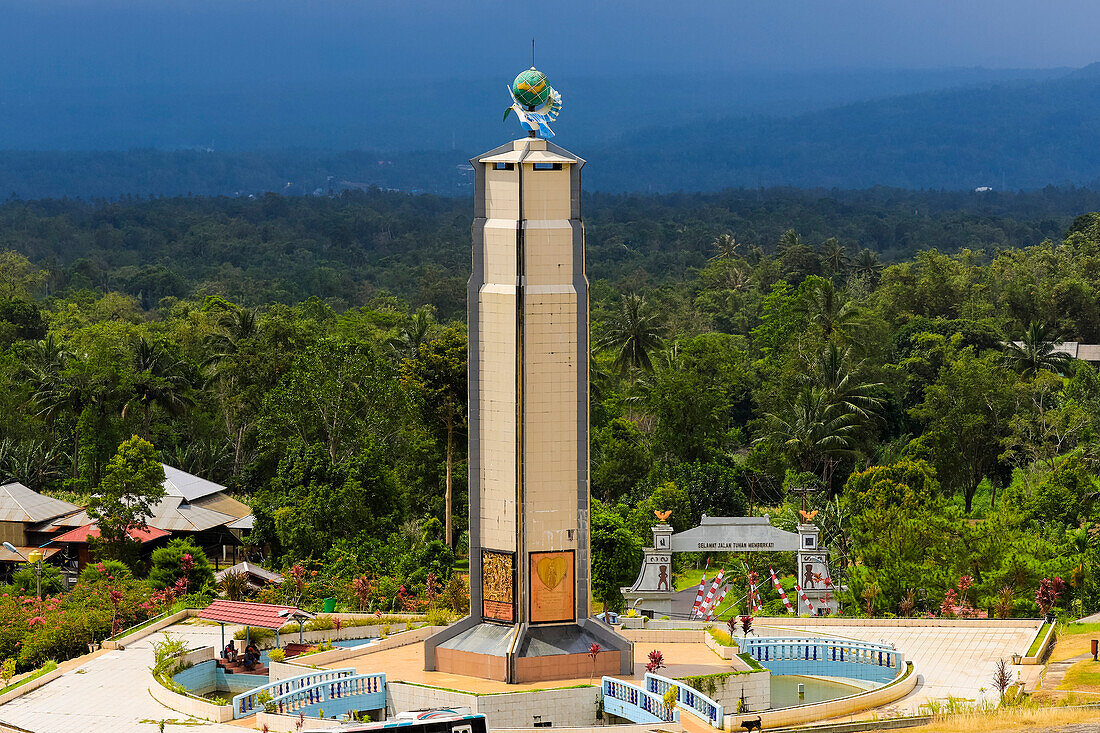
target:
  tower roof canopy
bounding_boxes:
[476,138,583,166]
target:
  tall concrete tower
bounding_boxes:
[425,94,631,683]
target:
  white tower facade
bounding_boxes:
[425,136,631,684]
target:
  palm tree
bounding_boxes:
[29,363,100,479]
[1001,322,1074,378]
[803,278,866,345]
[203,309,259,474]
[122,337,194,439]
[853,249,883,283]
[596,293,663,376]
[758,387,861,475]
[387,308,434,361]
[709,233,741,261]
[820,238,849,275]
[203,308,258,369]
[802,343,884,420]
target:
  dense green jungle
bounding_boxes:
[0,187,1098,627]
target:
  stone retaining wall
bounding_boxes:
[629,617,1041,631]
[147,679,234,722]
[725,662,917,729]
[386,682,602,729]
[102,608,197,649]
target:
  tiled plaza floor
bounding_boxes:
[758,622,1040,713]
[0,621,244,733]
[342,641,730,693]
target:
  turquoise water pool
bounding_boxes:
[769,675,863,709]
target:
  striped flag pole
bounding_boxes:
[700,569,725,617]
[706,583,730,621]
[746,570,761,613]
[793,583,816,614]
[769,566,795,614]
[690,559,710,619]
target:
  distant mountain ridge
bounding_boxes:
[588,67,1100,191]
[2,66,1100,196]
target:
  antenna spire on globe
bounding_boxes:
[503,59,562,138]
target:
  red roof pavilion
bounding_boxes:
[199,599,313,629]
[54,523,171,544]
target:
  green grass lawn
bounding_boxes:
[0,661,58,696]
[1060,659,1100,691]
[1026,622,1052,656]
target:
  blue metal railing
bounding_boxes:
[644,672,723,728]
[232,667,356,718]
[602,677,679,724]
[740,637,902,683]
[267,673,386,718]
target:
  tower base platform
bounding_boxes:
[424,618,633,684]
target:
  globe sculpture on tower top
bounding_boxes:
[503,67,562,138]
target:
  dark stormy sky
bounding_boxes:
[1,0,1097,91]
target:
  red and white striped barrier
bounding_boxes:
[706,583,730,620]
[699,569,724,617]
[690,559,710,618]
[769,566,794,614]
[793,583,816,614]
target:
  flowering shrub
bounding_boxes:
[1035,577,1065,616]
[0,566,176,672]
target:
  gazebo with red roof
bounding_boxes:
[200,599,314,651]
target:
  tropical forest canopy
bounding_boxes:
[0,188,1098,622]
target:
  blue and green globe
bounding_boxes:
[512,68,550,109]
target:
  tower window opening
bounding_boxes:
[493,162,515,170]
[533,162,562,171]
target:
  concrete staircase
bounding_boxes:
[216,657,268,676]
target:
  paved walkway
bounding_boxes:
[0,622,242,733]
[760,622,1039,713]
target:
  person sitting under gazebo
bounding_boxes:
[242,642,260,670]
[223,640,237,662]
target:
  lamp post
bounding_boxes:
[2,542,42,599]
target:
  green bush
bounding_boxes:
[233,626,276,644]
[268,648,285,663]
[304,615,335,632]
[5,563,64,597]
[149,539,214,592]
[78,560,132,584]
[424,608,455,626]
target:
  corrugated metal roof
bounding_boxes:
[161,464,227,502]
[227,514,254,530]
[54,523,170,544]
[51,496,235,534]
[214,561,282,585]
[0,483,81,523]
[0,546,62,563]
[199,600,311,629]
[192,492,251,520]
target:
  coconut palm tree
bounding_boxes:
[1001,322,1074,378]
[202,308,258,369]
[802,278,867,345]
[853,249,883,283]
[758,387,861,475]
[820,238,849,276]
[123,337,194,439]
[709,233,741,260]
[802,342,884,420]
[596,293,663,376]
[387,307,434,362]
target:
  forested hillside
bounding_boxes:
[2,186,1097,318]
[0,191,1097,622]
